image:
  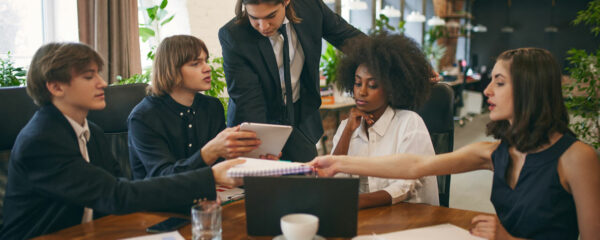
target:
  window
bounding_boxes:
[138,0,191,69]
[0,0,78,68]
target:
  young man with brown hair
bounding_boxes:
[0,42,244,239]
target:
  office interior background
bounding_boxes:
[1,0,598,214]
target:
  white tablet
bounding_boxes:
[239,122,293,158]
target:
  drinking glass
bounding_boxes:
[191,200,222,240]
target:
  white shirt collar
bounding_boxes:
[270,17,290,41]
[64,115,90,142]
[354,106,396,141]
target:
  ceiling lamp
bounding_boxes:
[427,16,445,26]
[347,0,368,10]
[544,26,559,33]
[544,0,558,33]
[501,26,514,33]
[406,11,425,22]
[473,24,488,32]
[380,5,401,18]
[501,0,513,33]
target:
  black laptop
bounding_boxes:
[243,176,359,238]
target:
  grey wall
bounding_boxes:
[470,0,599,73]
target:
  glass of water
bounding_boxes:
[191,200,222,240]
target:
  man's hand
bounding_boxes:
[212,159,246,188]
[202,126,261,165]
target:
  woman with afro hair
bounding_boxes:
[330,33,439,209]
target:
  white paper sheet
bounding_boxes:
[352,223,485,240]
[120,231,185,240]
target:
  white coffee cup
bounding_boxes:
[280,213,319,240]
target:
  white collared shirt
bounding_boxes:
[332,107,440,205]
[64,114,94,223]
[269,17,304,103]
[64,115,90,162]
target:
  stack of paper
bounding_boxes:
[226,158,312,177]
[352,224,485,240]
[216,185,244,204]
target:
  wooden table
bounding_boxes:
[34,200,489,240]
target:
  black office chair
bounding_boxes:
[0,86,39,228]
[417,83,455,207]
[88,83,148,180]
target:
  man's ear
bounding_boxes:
[46,81,65,98]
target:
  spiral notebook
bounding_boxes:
[226,158,313,177]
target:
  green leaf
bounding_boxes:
[160,0,168,9]
[146,6,159,20]
[139,27,155,42]
[160,15,175,26]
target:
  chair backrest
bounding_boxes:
[416,83,455,207]
[0,86,39,227]
[88,83,148,180]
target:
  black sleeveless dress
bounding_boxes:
[490,134,579,239]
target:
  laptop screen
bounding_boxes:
[244,176,359,237]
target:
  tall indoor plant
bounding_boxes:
[563,0,600,149]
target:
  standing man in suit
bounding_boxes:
[219,0,364,162]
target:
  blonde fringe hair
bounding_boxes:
[149,35,209,96]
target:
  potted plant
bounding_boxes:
[114,0,228,116]
[115,0,175,85]
[319,43,340,105]
[206,56,228,118]
[423,25,447,72]
[563,0,600,149]
[0,52,27,87]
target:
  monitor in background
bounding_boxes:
[243,176,359,238]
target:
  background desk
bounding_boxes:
[33,200,489,240]
[319,102,355,154]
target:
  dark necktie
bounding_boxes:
[278,24,294,125]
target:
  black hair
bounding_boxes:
[337,33,433,110]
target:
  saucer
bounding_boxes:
[273,235,325,240]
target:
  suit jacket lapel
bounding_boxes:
[291,22,315,88]
[257,38,282,90]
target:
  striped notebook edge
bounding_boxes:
[226,158,313,177]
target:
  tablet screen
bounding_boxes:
[239,122,293,158]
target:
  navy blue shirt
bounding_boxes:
[128,93,226,179]
[490,134,579,239]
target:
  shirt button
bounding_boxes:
[188,143,192,148]
[187,109,190,113]
[188,124,192,128]
[180,112,183,117]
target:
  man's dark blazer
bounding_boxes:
[0,104,217,239]
[219,0,364,162]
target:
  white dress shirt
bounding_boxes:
[269,17,304,103]
[332,107,439,205]
[64,115,94,223]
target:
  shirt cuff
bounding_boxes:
[382,178,422,205]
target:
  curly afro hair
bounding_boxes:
[336,33,433,110]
